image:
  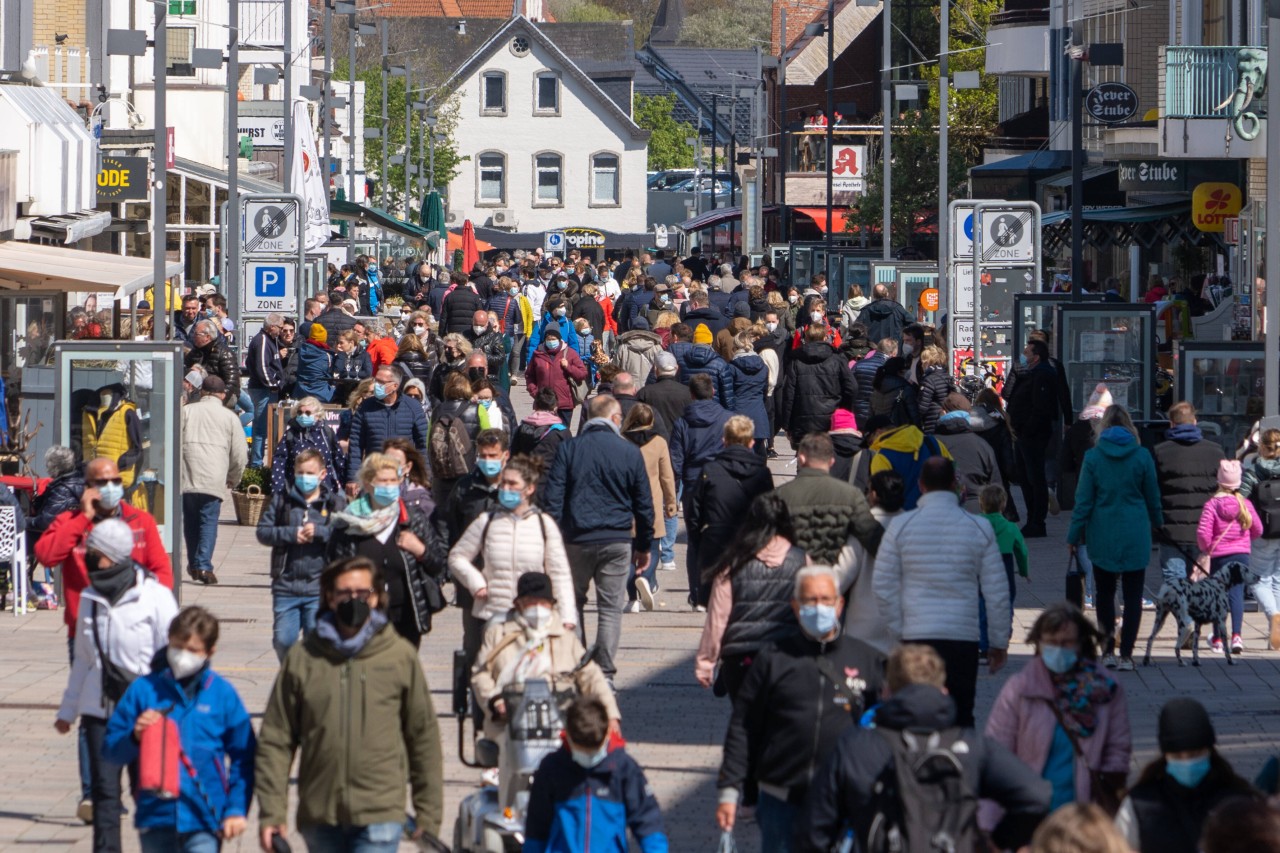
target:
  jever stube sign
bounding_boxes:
[1085,82,1139,124]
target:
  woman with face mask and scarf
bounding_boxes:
[54,519,179,853]
[328,453,447,648]
[980,604,1131,830]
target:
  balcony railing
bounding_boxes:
[1165,46,1264,119]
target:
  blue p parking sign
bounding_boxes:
[255,265,286,297]
[243,260,297,313]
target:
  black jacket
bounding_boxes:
[851,351,885,425]
[184,338,241,409]
[443,471,501,546]
[916,366,954,435]
[634,377,693,442]
[718,546,806,659]
[796,684,1051,853]
[934,417,1002,512]
[314,306,357,340]
[464,328,506,375]
[971,402,1016,485]
[544,423,655,551]
[441,286,483,334]
[1153,431,1226,546]
[690,445,775,574]
[245,329,283,390]
[683,345,735,410]
[775,468,883,563]
[1006,361,1059,444]
[426,282,450,318]
[1125,758,1258,853]
[781,341,857,438]
[683,306,728,338]
[719,633,884,800]
[856,298,914,344]
[511,418,569,471]
[571,296,606,340]
[333,349,373,382]
[1059,416,1103,511]
[30,468,85,536]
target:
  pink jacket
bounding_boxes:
[1197,493,1262,556]
[979,657,1131,830]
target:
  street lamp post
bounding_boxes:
[882,0,891,259]
[153,0,168,342]
[825,0,835,284]
[227,0,240,321]
[283,0,293,192]
[937,0,949,289]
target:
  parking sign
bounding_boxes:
[243,260,297,313]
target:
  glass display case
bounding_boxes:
[1174,341,1266,454]
[1013,293,1101,355]
[1054,303,1156,420]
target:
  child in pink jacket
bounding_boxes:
[1197,459,1262,653]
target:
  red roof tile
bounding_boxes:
[371,0,515,16]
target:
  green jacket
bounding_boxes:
[255,621,443,835]
[982,512,1029,578]
[1066,432,1163,572]
[774,467,883,564]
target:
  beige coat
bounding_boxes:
[448,508,576,626]
[180,395,248,498]
[636,434,677,539]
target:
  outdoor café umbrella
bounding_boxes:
[421,191,445,253]
[461,219,479,272]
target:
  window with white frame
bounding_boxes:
[590,153,619,205]
[535,72,560,114]
[167,28,196,77]
[535,153,562,204]
[481,72,506,114]
[478,152,506,204]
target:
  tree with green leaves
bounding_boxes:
[633,93,696,171]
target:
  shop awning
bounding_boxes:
[1039,165,1118,188]
[793,207,851,234]
[330,199,440,247]
[971,150,1072,174]
[1039,202,1190,226]
[0,242,183,298]
[172,156,280,194]
[14,209,112,244]
[677,205,779,233]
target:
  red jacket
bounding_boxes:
[526,345,588,411]
[366,336,398,369]
[35,503,173,635]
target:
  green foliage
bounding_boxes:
[677,0,771,48]
[633,93,697,171]
[547,0,626,22]
[237,466,269,492]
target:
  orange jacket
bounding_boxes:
[366,336,398,369]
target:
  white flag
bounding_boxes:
[291,98,329,251]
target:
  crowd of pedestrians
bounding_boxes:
[29,247,1280,853]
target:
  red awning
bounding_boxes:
[793,207,850,234]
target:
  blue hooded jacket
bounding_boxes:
[670,399,733,485]
[104,663,255,833]
[526,314,581,365]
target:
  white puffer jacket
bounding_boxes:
[448,508,576,626]
[57,570,178,722]
[873,491,1011,648]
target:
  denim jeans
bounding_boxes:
[300,821,403,853]
[1252,539,1280,620]
[1076,544,1097,599]
[67,636,91,801]
[627,541,661,601]
[978,554,1017,654]
[272,594,320,661]
[1211,553,1249,638]
[245,387,277,467]
[84,715,126,853]
[756,791,797,853]
[565,541,631,678]
[182,493,222,574]
[659,483,681,564]
[235,391,253,429]
[139,828,221,853]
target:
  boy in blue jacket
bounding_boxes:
[523,696,668,853]
[105,606,255,853]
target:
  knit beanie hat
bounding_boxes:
[1218,459,1243,491]
[1087,383,1114,409]
[631,316,651,331]
[830,408,859,432]
[1158,698,1216,753]
[693,324,714,345]
[307,324,328,344]
[86,519,136,565]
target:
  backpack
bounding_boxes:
[888,390,913,428]
[428,414,473,480]
[1254,474,1280,539]
[875,434,943,510]
[866,727,980,853]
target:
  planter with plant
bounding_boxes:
[230,465,270,526]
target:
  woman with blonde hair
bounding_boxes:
[1028,803,1132,853]
[916,344,955,434]
[1197,458,1261,653]
[336,377,376,454]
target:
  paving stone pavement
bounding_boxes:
[2,385,1279,851]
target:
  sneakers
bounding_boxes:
[1083,595,1094,610]
[1232,634,1244,654]
[1210,637,1225,654]
[1270,614,1280,651]
[658,561,677,573]
[635,577,655,612]
[1047,491,1061,516]
[76,799,93,825]
[1116,657,1135,672]
[1020,525,1047,539]
[1102,654,1118,669]
[1141,597,1156,611]
[691,603,707,613]
[623,600,642,614]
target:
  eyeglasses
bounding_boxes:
[797,596,839,607]
[89,477,124,487]
[332,588,375,602]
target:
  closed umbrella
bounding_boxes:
[461,219,479,273]
[421,191,445,262]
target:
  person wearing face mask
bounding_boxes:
[332,329,374,402]
[257,556,445,852]
[54,519,179,853]
[104,607,255,852]
[526,296,581,365]
[716,567,884,850]
[269,395,344,496]
[82,383,144,491]
[464,309,507,387]
[1114,698,1258,853]
[180,375,248,586]
[330,454,447,647]
[394,327,442,403]
[258,449,347,660]
[979,604,1130,830]
[526,327,588,427]
[344,365,430,497]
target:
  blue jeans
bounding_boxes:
[182,493,222,573]
[978,554,1017,654]
[627,541,661,601]
[757,791,797,853]
[245,387,277,467]
[660,483,681,564]
[1252,539,1280,620]
[139,827,221,853]
[1212,553,1248,638]
[300,821,402,853]
[273,594,320,661]
[67,637,91,801]
[235,391,253,429]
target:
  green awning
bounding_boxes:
[329,199,440,247]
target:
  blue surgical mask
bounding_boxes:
[546,339,561,351]
[1018,355,1029,368]
[555,307,567,317]
[797,603,839,639]
[1166,755,1211,788]
[96,482,124,510]
[498,489,522,510]
[296,414,316,428]
[570,742,609,769]
[477,458,503,478]
[295,473,320,493]
[1040,644,1078,674]
[480,399,493,409]
[372,382,388,400]
[372,483,400,506]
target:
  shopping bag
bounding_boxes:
[1065,552,1084,610]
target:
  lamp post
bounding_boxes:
[937,0,949,289]
[1264,0,1279,417]
[153,0,168,342]
[1069,23,1084,301]
[825,0,835,284]
[322,0,333,197]
[227,0,240,320]
[283,0,293,192]
[882,0,891,259]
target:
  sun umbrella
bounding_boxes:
[447,231,494,253]
[461,219,479,272]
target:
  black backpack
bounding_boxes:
[866,727,980,853]
[1255,474,1280,539]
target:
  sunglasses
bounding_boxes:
[332,588,375,602]
[89,477,124,487]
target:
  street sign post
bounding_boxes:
[242,260,298,313]
[242,197,301,255]
[971,201,1042,381]
[236,193,307,343]
[544,231,566,254]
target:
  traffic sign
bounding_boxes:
[978,208,1035,265]
[242,196,300,255]
[243,260,298,313]
[951,201,976,260]
[953,264,975,314]
[544,231,565,254]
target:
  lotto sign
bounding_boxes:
[242,197,300,255]
[830,145,866,193]
[544,231,566,254]
[243,261,297,313]
[977,209,1035,265]
[1191,183,1242,233]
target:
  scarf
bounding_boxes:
[1050,660,1117,738]
[494,620,556,693]
[90,562,137,605]
[585,416,620,436]
[523,410,564,428]
[314,610,389,658]
[1167,423,1203,442]
[1100,426,1135,445]
[625,428,656,448]
[937,410,969,426]
[334,495,401,537]
[1079,405,1107,421]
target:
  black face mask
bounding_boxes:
[335,598,371,631]
[467,367,486,383]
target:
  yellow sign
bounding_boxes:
[96,156,150,201]
[1191,182,1242,233]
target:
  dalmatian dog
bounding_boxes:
[1142,560,1260,667]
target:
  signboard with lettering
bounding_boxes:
[1085,82,1139,124]
[563,227,606,249]
[96,156,149,201]
[242,260,298,313]
[241,197,301,255]
[1191,182,1242,232]
[237,115,286,149]
[830,145,866,193]
[1117,159,1244,193]
[978,209,1035,265]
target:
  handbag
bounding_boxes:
[90,602,137,712]
[1193,520,1238,583]
[1065,552,1085,610]
[1046,700,1126,816]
